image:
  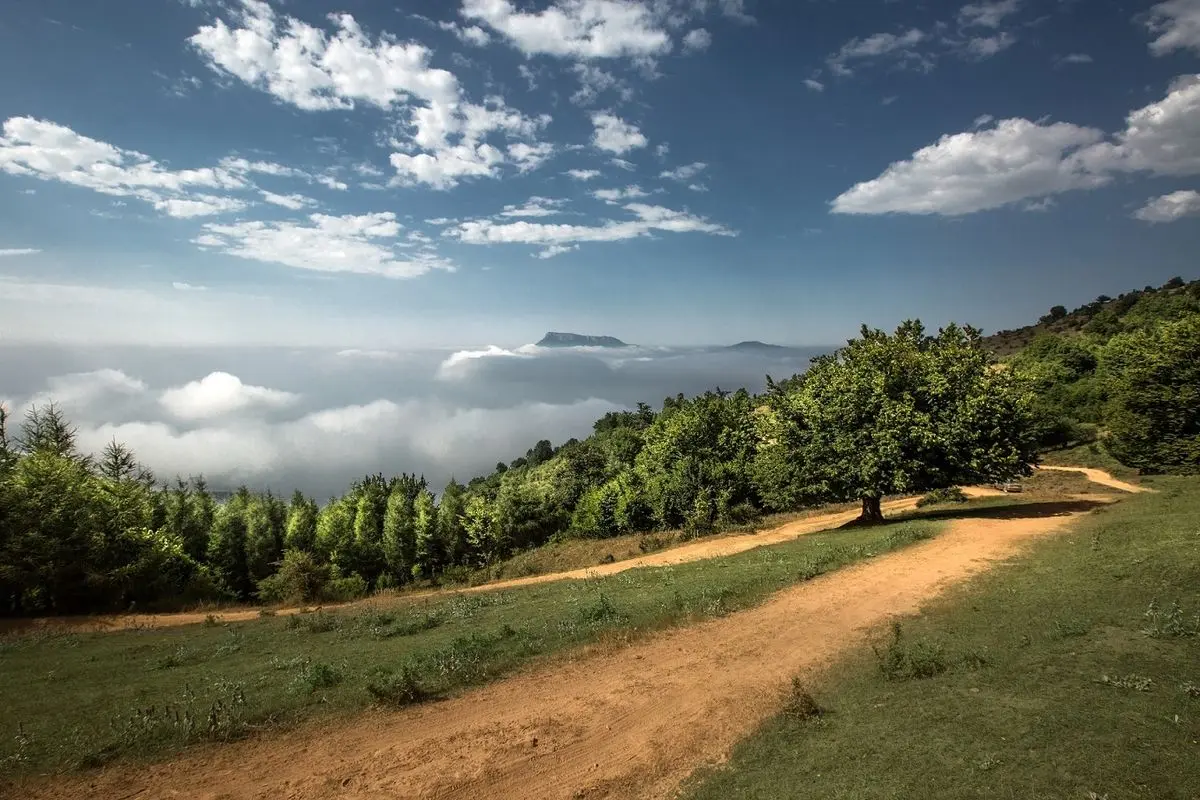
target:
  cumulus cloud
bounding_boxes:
[447,202,735,258]
[190,1,551,189]
[565,168,602,180]
[832,75,1200,215]
[172,282,208,291]
[831,118,1107,215]
[260,190,317,210]
[957,0,1021,29]
[570,63,633,106]
[438,21,492,46]
[1133,189,1200,222]
[0,116,247,215]
[0,248,40,257]
[1146,0,1200,56]
[439,345,532,375]
[592,184,650,203]
[591,112,648,154]
[962,32,1015,59]
[194,212,454,278]
[160,371,299,420]
[827,28,928,77]
[804,78,825,92]
[682,28,712,53]
[499,197,568,217]
[660,161,707,181]
[459,0,673,60]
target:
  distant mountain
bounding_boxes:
[536,332,629,348]
[725,340,791,353]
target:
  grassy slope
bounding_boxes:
[1041,442,1141,479]
[0,516,944,776]
[684,476,1200,800]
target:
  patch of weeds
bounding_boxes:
[1099,673,1154,691]
[215,629,244,657]
[290,660,343,695]
[85,680,249,767]
[1180,682,1199,698]
[366,663,427,707]
[203,614,221,627]
[916,487,968,508]
[639,534,671,554]
[1141,599,1199,638]
[781,678,823,721]
[286,610,341,634]
[152,642,204,671]
[577,593,620,624]
[797,555,832,581]
[883,526,935,548]
[874,622,948,681]
[258,608,276,618]
[977,755,1004,772]
[357,611,443,640]
[0,723,40,770]
[1052,616,1092,639]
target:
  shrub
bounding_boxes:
[781,677,823,721]
[874,622,948,681]
[290,660,342,694]
[324,574,369,603]
[366,663,427,707]
[256,550,331,605]
[916,487,969,508]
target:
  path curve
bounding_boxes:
[1036,465,1147,493]
[20,497,1110,800]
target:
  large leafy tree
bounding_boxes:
[759,321,1037,522]
[1103,315,1200,473]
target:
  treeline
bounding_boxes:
[2,289,1196,615]
[1007,276,1200,471]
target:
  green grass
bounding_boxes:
[683,476,1200,800]
[0,516,947,777]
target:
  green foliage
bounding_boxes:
[256,550,331,604]
[207,490,253,600]
[1104,315,1200,473]
[759,321,1037,519]
[915,486,968,507]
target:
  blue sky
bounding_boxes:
[2,0,1199,348]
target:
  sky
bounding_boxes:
[1,0,1198,349]
[1,0,1199,494]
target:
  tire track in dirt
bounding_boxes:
[20,496,1113,800]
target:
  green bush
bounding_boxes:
[915,487,969,508]
[256,550,331,605]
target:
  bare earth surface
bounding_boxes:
[1036,464,1146,493]
[7,488,1005,635]
[21,492,1112,800]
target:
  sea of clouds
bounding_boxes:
[0,342,826,498]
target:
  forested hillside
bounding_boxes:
[1,278,1196,616]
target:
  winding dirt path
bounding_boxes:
[20,496,1113,800]
[1036,464,1147,493]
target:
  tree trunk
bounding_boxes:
[858,495,884,524]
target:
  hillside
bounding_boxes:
[982,275,1198,356]
[536,332,629,348]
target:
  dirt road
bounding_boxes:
[22,496,1111,800]
[1036,464,1146,493]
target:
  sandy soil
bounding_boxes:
[19,494,1111,800]
[6,487,1004,635]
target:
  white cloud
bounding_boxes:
[565,168,602,180]
[260,190,317,210]
[682,28,712,53]
[459,0,673,59]
[316,174,349,191]
[446,202,735,252]
[717,0,756,24]
[172,281,208,291]
[508,141,557,172]
[1076,75,1200,177]
[655,142,670,158]
[610,157,636,170]
[687,182,708,192]
[591,112,647,154]
[963,32,1015,59]
[534,244,580,259]
[0,248,40,257]
[22,369,147,416]
[1133,189,1200,222]
[160,371,298,420]
[592,184,649,203]
[219,157,309,179]
[957,0,1020,29]
[1058,53,1093,64]
[499,197,568,217]
[154,194,248,218]
[831,118,1107,215]
[195,212,453,278]
[190,2,549,189]
[660,161,707,181]
[439,345,531,373]
[972,114,995,129]
[570,63,632,106]
[833,75,1200,216]
[828,29,927,77]
[1146,0,1200,56]
[804,78,825,92]
[0,116,245,214]
[438,21,492,46]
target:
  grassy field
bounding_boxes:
[1041,441,1141,479]
[684,475,1200,800]
[0,515,946,777]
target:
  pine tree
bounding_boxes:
[382,486,416,582]
[413,489,439,578]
